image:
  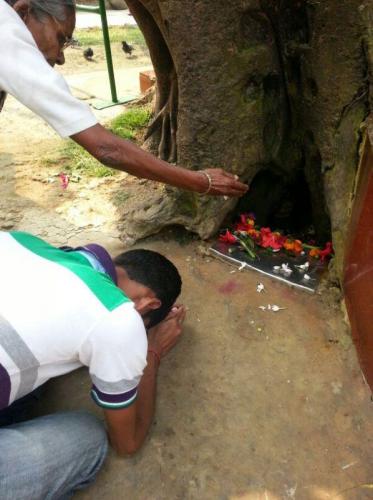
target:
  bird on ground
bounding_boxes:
[121,41,134,57]
[83,47,94,61]
[70,37,81,48]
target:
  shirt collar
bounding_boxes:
[60,243,118,285]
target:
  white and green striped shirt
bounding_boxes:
[0,232,147,410]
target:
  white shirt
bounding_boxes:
[0,231,148,410]
[0,0,98,137]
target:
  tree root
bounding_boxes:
[126,0,179,162]
[145,70,178,162]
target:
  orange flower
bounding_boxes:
[293,239,303,254]
[248,228,260,239]
[283,239,295,251]
[309,248,321,258]
[283,239,303,254]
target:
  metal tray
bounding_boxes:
[210,241,327,293]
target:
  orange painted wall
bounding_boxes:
[344,123,373,390]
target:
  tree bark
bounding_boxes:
[119,0,371,279]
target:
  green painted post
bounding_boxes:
[97,0,118,103]
[75,3,138,108]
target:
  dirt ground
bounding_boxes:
[1,40,373,500]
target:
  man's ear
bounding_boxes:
[13,0,32,22]
[136,296,161,316]
[148,297,161,311]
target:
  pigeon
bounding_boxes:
[83,47,94,61]
[70,37,81,48]
[121,41,134,57]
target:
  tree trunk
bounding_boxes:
[120,0,371,279]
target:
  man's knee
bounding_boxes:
[59,411,108,490]
[61,410,108,450]
[70,411,108,461]
[49,411,108,480]
[0,411,108,500]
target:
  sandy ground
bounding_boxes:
[1,30,373,500]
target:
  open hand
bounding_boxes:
[198,169,248,197]
[147,305,186,359]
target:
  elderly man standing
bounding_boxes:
[0,0,248,197]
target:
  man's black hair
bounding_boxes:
[114,249,182,328]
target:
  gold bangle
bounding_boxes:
[198,170,212,195]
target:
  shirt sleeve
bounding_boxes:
[0,9,98,137]
[79,302,148,410]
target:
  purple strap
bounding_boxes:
[82,244,118,285]
[60,243,118,285]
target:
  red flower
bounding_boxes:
[235,214,255,232]
[219,230,237,244]
[259,227,284,250]
[319,241,333,261]
[235,222,249,232]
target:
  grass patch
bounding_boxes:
[43,106,152,178]
[74,26,146,48]
[57,142,113,178]
[109,107,151,140]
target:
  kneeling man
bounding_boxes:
[0,231,185,499]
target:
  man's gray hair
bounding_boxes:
[8,0,75,21]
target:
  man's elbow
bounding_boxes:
[72,126,124,167]
[93,142,123,167]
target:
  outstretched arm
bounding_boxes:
[104,306,186,456]
[72,124,248,197]
[0,10,247,196]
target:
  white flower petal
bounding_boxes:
[271,305,286,312]
[295,262,309,271]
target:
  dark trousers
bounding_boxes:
[0,385,45,427]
